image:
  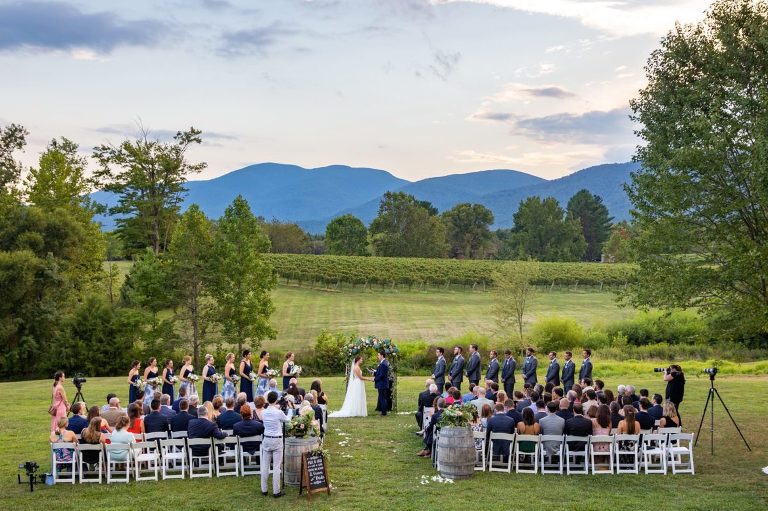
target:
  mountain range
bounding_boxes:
[92,161,640,233]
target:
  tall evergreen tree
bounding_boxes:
[566,189,613,262]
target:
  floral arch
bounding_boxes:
[341,336,399,412]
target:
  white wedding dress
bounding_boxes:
[329,369,367,418]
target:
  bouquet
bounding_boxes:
[132,378,146,391]
[248,372,257,381]
[438,403,479,428]
[265,369,278,378]
[187,373,199,382]
[168,375,178,385]
[146,377,160,387]
[291,365,303,376]
[210,373,222,383]
[231,374,240,384]
[285,406,320,438]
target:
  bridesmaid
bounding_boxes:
[239,350,254,402]
[127,359,141,404]
[202,354,217,403]
[50,371,69,433]
[162,359,175,401]
[143,357,159,407]
[255,351,270,397]
[179,355,197,397]
[282,352,295,390]
[221,353,236,400]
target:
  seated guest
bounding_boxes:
[648,394,664,420]
[188,396,200,417]
[494,390,507,406]
[416,379,436,429]
[597,391,608,405]
[469,386,494,413]
[617,385,626,400]
[487,403,516,460]
[101,393,117,413]
[211,395,224,420]
[591,404,612,455]
[534,400,547,422]
[289,377,306,398]
[610,401,623,428]
[109,416,136,462]
[634,388,650,409]
[527,391,540,413]
[552,387,564,402]
[305,393,324,436]
[586,405,598,419]
[171,399,193,432]
[480,403,493,428]
[418,398,445,457]
[67,402,89,435]
[217,396,241,430]
[444,387,458,405]
[659,401,681,428]
[144,399,170,434]
[556,398,574,421]
[187,406,227,456]
[172,385,188,413]
[160,394,176,418]
[503,399,523,426]
[625,385,638,404]
[101,397,128,428]
[564,404,592,451]
[486,382,499,402]
[462,383,476,403]
[310,379,328,406]
[635,398,656,430]
[234,392,248,414]
[254,396,267,421]
[594,380,605,392]
[133,390,145,413]
[617,405,640,434]
[581,377,593,390]
[50,417,78,464]
[539,401,565,456]
[80,417,108,465]
[516,408,541,456]
[566,390,578,409]
[127,403,145,434]
[514,391,531,412]
[470,408,487,458]
[604,389,615,406]
[268,378,279,395]
[582,389,598,412]
[87,405,111,433]
[232,406,264,453]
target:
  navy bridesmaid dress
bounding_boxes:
[241,361,254,402]
[144,369,159,406]
[162,368,175,401]
[283,363,294,390]
[202,365,217,403]
[129,373,138,403]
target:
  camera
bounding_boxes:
[72,373,87,387]
[19,461,38,476]
[703,367,718,375]
[653,367,668,373]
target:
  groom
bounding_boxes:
[373,351,391,416]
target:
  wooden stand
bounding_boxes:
[299,451,330,500]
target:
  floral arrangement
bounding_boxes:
[168,375,178,385]
[146,377,160,387]
[231,375,240,384]
[285,406,320,438]
[341,336,400,359]
[438,404,479,428]
[291,365,303,376]
[265,369,278,378]
[132,378,146,391]
[187,373,199,382]
[309,447,329,460]
[209,374,222,383]
[248,372,257,381]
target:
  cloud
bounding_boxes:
[430,50,462,81]
[219,23,298,57]
[481,82,577,105]
[94,125,237,143]
[429,0,711,37]
[515,107,633,143]
[0,2,167,53]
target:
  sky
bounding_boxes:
[0,0,714,181]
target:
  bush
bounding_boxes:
[312,331,355,375]
[529,316,585,352]
[602,310,707,346]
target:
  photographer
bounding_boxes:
[261,391,290,498]
[663,364,685,423]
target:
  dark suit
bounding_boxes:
[522,355,538,385]
[170,411,193,432]
[448,354,465,390]
[144,411,170,434]
[501,357,517,397]
[648,404,663,421]
[216,409,241,430]
[416,390,438,428]
[636,411,655,430]
[564,415,593,450]
[486,413,516,458]
[578,358,593,383]
[374,359,391,415]
[485,358,500,383]
[188,406,199,418]
[171,398,184,413]
[515,399,531,412]
[68,415,89,435]
[545,359,561,386]
[432,356,447,392]
[466,352,481,385]
[556,409,574,421]
[505,409,523,426]
[424,409,442,449]
[233,419,264,453]
[160,406,176,419]
[187,418,227,456]
[561,359,576,390]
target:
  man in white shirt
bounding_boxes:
[261,391,290,498]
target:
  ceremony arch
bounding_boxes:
[341,336,399,412]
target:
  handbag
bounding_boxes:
[47,404,57,416]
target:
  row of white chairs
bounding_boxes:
[50,435,275,484]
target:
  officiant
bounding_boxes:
[373,351,391,416]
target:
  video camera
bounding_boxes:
[19,461,38,476]
[653,367,669,373]
[72,373,87,388]
[702,367,718,376]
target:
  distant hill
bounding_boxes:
[93,161,639,233]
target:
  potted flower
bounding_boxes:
[284,405,321,486]
[435,404,478,480]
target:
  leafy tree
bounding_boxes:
[93,127,205,255]
[209,196,277,355]
[369,191,448,258]
[492,262,539,345]
[625,0,768,339]
[325,214,368,256]
[263,220,311,254]
[567,189,613,262]
[0,123,27,197]
[442,203,494,259]
[603,221,637,263]
[506,196,586,262]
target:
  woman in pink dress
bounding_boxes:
[50,371,69,433]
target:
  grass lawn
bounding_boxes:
[2,374,766,510]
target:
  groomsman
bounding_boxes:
[485,350,500,384]
[545,351,561,386]
[579,349,593,384]
[522,347,538,385]
[501,350,517,397]
[432,347,447,393]
[561,351,575,390]
[465,344,481,386]
[447,346,465,391]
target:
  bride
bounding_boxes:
[329,355,370,418]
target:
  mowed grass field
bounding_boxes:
[2,374,766,511]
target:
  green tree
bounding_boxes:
[26,138,97,214]
[567,189,613,262]
[0,123,27,197]
[507,196,586,262]
[209,196,277,355]
[93,127,206,255]
[325,214,368,256]
[491,262,540,345]
[263,220,311,254]
[441,203,494,259]
[369,192,448,258]
[625,0,768,339]
[603,221,637,263]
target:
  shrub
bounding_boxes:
[602,310,707,346]
[529,316,585,352]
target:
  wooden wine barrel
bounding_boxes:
[437,426,475,480]
[284,436,320,486]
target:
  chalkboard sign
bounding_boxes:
[299,451,330,499]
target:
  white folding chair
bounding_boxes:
[589,435,614,474]
[171,430,188,439]
[422,407,435,431]
[187,438,214,478]
[133,441,160,481]
[641,433,667,474]
[214,436,239,477]
[76,443,104,484]
[74,433,82,441]
[565,436,589,474]
[472,430,486,471]
[657,427,682,435]
[614,434,640,474]
[51,442,77,484]
[222,429,234,436]
[539,435,564,474]
[132,433,145,442]
[238,435,263,476]
[667,433,694,474]
[487,432,515,473]
[160,438,186,479]
[320,405,328,434]
[144,431,168,443]
[514,434,539,473]
[105,443,132,483]
[654,419,661,429]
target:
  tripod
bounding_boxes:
[72,385,85,407]
[694,373,750,455]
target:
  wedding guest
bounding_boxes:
[636,398,656,430]
[617,405,640,434]
[171,399,193,432]
[87,406,111,433]
[561,351,575,390]
[50,371,69,433]
[254,396,267,421]
[625,385,638,404]
[582,389,599,412]
[486,382,499,402]
[239,349,255,402]
[447,346,465,391]
[501,350,517,397]
[221,352,236,400]
[282,352,297,390]
[310,379,327,406]
[634,388,650,409]
[202,354,218,403]
[233,406,264,454]
[108,416,135,463]
[188,406,227,457]
[514,391,530,412]
[50,417,78,464]
[604,389,615,406]
[471,406,487,459]
[466,344,481,386]
[127,360,141,404]
[556,398,574,421]
[255,351,271,397]
[487,403,517,460]
[527,391,540,413]
[504,399,523,426]
[461,383,476,403]
[591,404,612,458]
[217,396,241,430]
[261,391,290,498]
[80,417,108,465]
[485,350,500,384]
[649,394,664,420]
[289,377,306,398]
[516,408,541,456]
[539,401,565,455]
[432,347,447,392]
[188,396,200,418]
[416,379,436,429]
[419,398,445,457]
[495,390,507,406]
[564,404,592,451]
[268,379,279,394]
[659,400,681,428]
[209,398,222,421]
[143,357,160,409]
[586,405,598,419]
[594,379,605,392]
[305,393,324,435]
[132,390,145,414]
[534,399,547,422]
[522,347,538,385]
[610,401,623,428]
[172,385,188,413]
[480,404,493,428]
[162,359,176,401]
[160,394,176,418]
[101,393,117,413]
[66,402,88,435]
[144,399,170,434]
[102,397,127,427]
[127,403,145,434]
[470,386,494,413]
[578,349,593,384]
[234,393,248,414]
